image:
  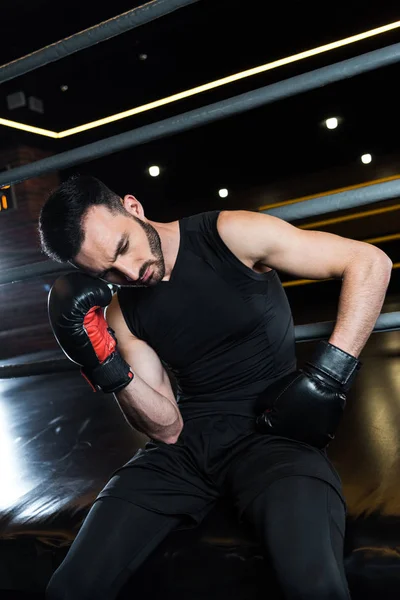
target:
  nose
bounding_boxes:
[114,256,141,282]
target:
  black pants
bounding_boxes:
[46,475,349,600]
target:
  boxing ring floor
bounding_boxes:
[0,300,399,599]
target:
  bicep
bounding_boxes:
[218,210,382,280]
[105,294,176,403]
[122,338,176,403]
[259,217,366,279]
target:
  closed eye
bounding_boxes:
[119,239,130,256]
[94,236,130,279]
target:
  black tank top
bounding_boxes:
[117,211,297,419]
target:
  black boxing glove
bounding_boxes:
[48,272,134,393]
[255,341,362,448]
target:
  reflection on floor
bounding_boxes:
[0,331,399,598]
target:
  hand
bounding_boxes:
[255,341,361,448]
[48,272,133,393]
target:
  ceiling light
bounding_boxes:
[148,165,160,177]
[60,85,69,92]
[325,117,338,129]
[361,154,372,164]
[218,188,228,198]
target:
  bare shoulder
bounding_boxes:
[217,209,257,233]
[217,209,273,241]
[217,210,252,243]
[105,293,136,341]
[216,209,273,266]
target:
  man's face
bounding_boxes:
[75,204,165,287]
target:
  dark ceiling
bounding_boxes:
[2,0,400,217]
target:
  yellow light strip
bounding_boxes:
[282,235,400,287]
[0,117,58,139]
[1,19,400,139]
[364,233,400,244]
[57,18,400,137]
[300,203,400,229]
[283,277,329,287]
[258,174,400,212]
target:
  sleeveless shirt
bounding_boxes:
[117,210,297,419]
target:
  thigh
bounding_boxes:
[47,439,218,600]
[47,497,181,600]
[226,433,345,523]
[243,476,350,600]
[98,439,219,527]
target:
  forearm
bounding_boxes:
[329,250,392,358]
[115,375,183,443]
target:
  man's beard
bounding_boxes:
[132,217,166,286]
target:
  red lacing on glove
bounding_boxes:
[83,306,116,363]
[81,370,97,392]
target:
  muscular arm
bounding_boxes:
[217,210,393,358]
[106,294,183,444]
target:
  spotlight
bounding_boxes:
[148,165,160,177]
[218,188,228,198]
[361,153,372,164]
[325,117,338,130]
[60,85,69,92]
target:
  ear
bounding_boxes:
[122,194,145,218]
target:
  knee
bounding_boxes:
[46,571,67,600]
[288,573,349,600]
[46,570,80,600]
[46,568,97,600]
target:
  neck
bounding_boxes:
[149,219,180,280]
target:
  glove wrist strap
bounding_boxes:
[306,341,361,391]
[82,351,134,394]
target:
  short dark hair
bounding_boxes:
[38,174,124,262]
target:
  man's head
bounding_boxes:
[39,175,165,287]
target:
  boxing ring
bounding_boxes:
[1,0,400,597]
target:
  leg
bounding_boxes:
[46,496,182,600]
[243,475,350,600]
[47,433,218,600]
